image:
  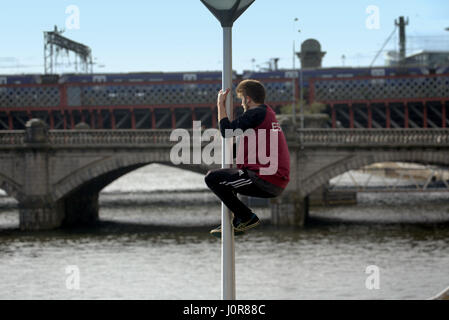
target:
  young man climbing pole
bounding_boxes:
[205,79,290,236]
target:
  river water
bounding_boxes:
[0,164,448,300]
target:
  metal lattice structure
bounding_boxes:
[66,82,223,107]
[44,26,93,74]
[66,80,293,107]
[312,74,449,102]
[310,74,449,129]
[0,78,294,130]
[0,86,60,108]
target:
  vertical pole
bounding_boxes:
[49,111,54,129]
[63,111,67,129]
[131,109,136,129]
[151,108,156,129]
[90,110,95,129]
[171,107,176,129]
[70,110,74,129]
[8,112,13,130]
[292,41,296,125]
[349,104,354,128]
[110,109,116,129]
[98,110,103,129]
[60,84,68,129]
[422,101,427,128]
[395,16,408,64]
[386,104,391,128]
[331,104,336,128]
[80,109,85,123]
[222,26,235,301]
[299,64,304,129]
[367,104,372,129]
[404,103,409,128]
[191,107,196,121]
[211,106,217,128]
[44,33,47,74]
[442,101,446,128]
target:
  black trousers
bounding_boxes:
[204,167,284,221]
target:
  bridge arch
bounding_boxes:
[51,153,212,202]
[0,173,23,202]
[301,151,449,197]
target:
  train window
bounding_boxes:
[0,77,6,85]
[183,74,197,81]
[93,75,106,83]
[284,71,299,78]
[336,74,354,78]
[371,69,385,77]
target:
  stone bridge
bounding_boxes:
[0,119,448,230]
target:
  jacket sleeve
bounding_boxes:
[219,107,266,138]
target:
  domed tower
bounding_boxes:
[296,39,326,68]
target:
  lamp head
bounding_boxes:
[201,0,255,27]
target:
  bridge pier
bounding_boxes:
[19,196,65,231]
[17,118,100,231]
[18,191,99,230]
[270,191,309,227]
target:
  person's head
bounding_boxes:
[236,79,266,111]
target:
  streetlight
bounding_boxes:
[292,18,299,125]
[299,38,304,130]
[296,28,305,129]
[200,0,255,301]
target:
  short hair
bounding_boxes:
[236,79,266,104]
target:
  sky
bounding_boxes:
[0,0,448,75]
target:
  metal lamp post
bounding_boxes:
[293,20,304,129]
[296,33,305,129]
[297,29,305,129]
[200,0,255,300]
[292,18,299,126]
[299,47,304,129]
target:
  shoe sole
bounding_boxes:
[234,219,260,232]
[210,229,245,238]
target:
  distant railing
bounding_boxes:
[48,129,176,145]
[1,128,449,148]
[298,128,449,147]
[0,132,26,145]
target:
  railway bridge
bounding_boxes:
[1,72,448,130]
